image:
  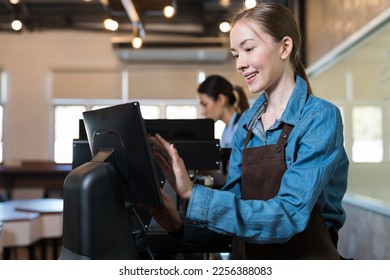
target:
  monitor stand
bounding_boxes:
[59,154,140,260]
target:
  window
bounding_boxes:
[166,105,197,119]
[0,106,3,163]
[54,105,86,163]
[53,102,202,163]
[50,67,229,163]
[140,105,160,119]
[352,106,383,162]
[51,68,124,163]
[214,120,225,141]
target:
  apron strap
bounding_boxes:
[244,122,294,147]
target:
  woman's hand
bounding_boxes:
[145,189,183,233]
[149,134,193,199]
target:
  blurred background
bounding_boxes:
[0,0,389,259]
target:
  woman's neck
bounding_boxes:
[261,74,296,130]
[221,107,237,126]
[264,74,296,118]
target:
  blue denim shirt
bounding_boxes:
[185,76,349,244]
[220,111,239,148]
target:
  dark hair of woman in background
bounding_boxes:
[197,75,249,148]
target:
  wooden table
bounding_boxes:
[0,198,63,259]
[0,203,41,259]
[9,198,63,239]
[0,162,71,199]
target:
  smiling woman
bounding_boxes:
[146,2,349,260]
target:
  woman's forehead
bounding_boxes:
[230,20,268,47]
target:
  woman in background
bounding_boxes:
[197,75,249,148]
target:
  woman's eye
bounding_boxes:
[245,47,253,52]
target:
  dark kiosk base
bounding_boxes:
[59,156,139,260]
[60,111,228,260]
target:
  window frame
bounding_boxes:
[51,99,201,163]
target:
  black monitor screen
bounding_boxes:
[83,102,163,208]
[145,118,220,170]
[78,119,87,140]
[145,119,214,140]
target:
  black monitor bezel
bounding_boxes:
[83,102,163,208]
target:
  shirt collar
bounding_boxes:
[244,75,308,130]
[280,75,308,126]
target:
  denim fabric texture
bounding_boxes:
[185,76,349,244]
[220,111,240,148]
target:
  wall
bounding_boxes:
[0,31,118,162]
[305,3,390,259]
[305,0,389,65]
[0,31,247,163]
[339,194,390,259]
[308,10,390,205]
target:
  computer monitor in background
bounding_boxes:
[145,119,214,140]
[78,119,87,140]
[74,118,219,171]
[71,120,91,169]
[72,139,91,169]
[145,119,220,171]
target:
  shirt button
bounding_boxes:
[282,133,287,139]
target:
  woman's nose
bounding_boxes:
[236,56,248,72]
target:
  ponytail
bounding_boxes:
[295,61,313,95]
[233,85,250,114]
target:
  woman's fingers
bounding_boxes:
[145,189,183,232]
[149,134,193,199]
[151,151,171,174]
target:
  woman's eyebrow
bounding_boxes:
[230,38,254,52]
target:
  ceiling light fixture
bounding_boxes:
[103,18,119,31]
[131,36,143,49]
[219,0,230,8]
[121,0,146,48]
[219,21,231,33]
[244,0,257,9]
[163,0,177,19]
[11,19,22,31]
[131,25,143,49]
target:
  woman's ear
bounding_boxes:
[217,93,228,106]
[280,36,293,60]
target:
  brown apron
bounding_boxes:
[233,123,340,259]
